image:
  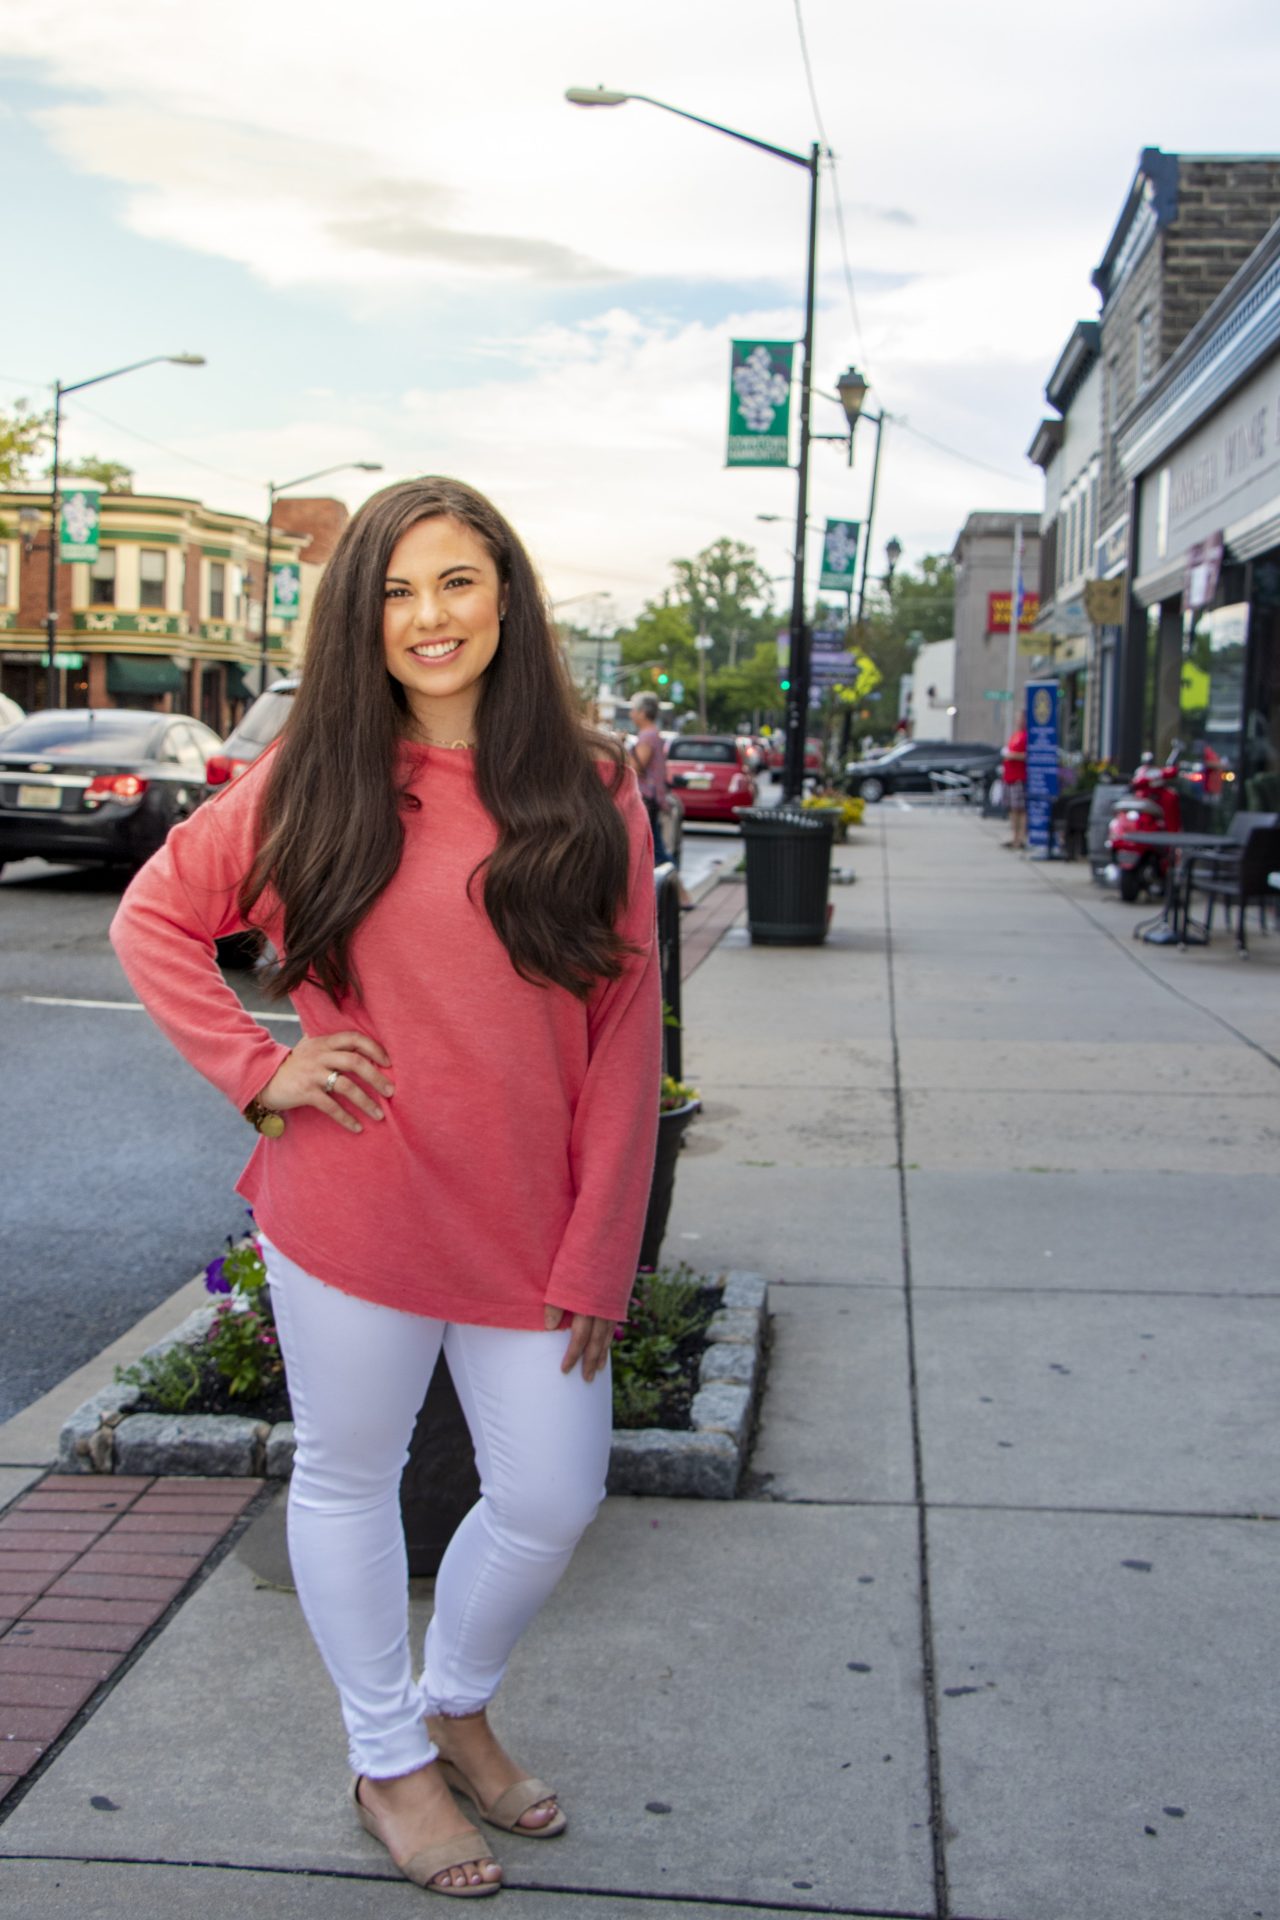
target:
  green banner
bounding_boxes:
[726,340,794,466]
[819,519,861,593]
[60,487,102,563]
[271,563,301,621]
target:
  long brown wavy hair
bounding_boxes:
[239,477,631,1002]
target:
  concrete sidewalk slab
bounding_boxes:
[753,1285,915,1503]
[896,1035,1280,1094]
[0,1469,45,1510]
[0,1859,863,1920]
[664,1165,905,1288]
[902,1086,1280,1173]
[687,1087,897,1169]
[914,1289,1280,1514]
[930,1507,1280,1920]
[0,1499,935,1915]
[906,1169,1279,1294]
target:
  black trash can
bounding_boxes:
[737,806,836,945]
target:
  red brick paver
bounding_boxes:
[680,876,746,977]
[0,1470,263,1803]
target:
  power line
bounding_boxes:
[894,417,1035,485]
[66,397,259,490]
[791,0,866,367]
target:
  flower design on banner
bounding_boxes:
[732,346,790,432]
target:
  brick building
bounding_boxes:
[0,491,346,735]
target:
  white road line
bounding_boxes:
[21,995,301,1023]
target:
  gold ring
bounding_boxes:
[324,1069,339,1094]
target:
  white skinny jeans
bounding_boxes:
[262,1239,612,1781]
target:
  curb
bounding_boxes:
[57,1274,771,1500]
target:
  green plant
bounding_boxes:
[612,1265,708,1428]
[115,1343,205,1415]
[205,1300,284,1402]
[661,1073,700,1112]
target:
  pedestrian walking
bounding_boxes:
[627,692,692,907]
[1002,720,1028,850]
[110,477,662,1898]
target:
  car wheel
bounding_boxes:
[859,775,885,803]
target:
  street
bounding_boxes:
[0,824,733,1422]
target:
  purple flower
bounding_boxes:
[204,1256,231,1295]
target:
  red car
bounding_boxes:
[665,736,758,824]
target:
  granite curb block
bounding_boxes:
[57,1273,771,1499]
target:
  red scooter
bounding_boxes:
[1105,740,1223,902]
[1105,745,1184,902]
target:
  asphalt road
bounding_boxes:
[0,823,737,1423]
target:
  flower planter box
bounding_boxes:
[57,1275,770,1535]
[640,1098,700,1271]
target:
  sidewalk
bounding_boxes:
[2,806,1277,1918]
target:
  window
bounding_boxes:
[139,549,166,609]
[1135,308,1152,395]
[0,544,9,606]
[90,547,117,606]
[208,561,226,620]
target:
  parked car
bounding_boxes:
[205,675,299,789]
[665,735,758,824]
[0,708,222,872]
[844,739,1000,802]
[0,692,25,736]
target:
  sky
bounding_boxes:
[3,0,1280,621]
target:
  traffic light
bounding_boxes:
[657,670,669,686]
[779,677,791,692]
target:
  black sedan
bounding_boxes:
[0,708,222,873]
[844,738,1000,802]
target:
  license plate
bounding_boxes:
[684,774,712,789]
[17,784,61,810]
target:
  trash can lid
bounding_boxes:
[735,806,834,832]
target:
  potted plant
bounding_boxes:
[800,788,864,840]
[639,1072,701,1271]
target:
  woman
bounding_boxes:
[110,478,661,1898]
[1002,720,1028,850]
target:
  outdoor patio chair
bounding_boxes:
[1182,816,1280,954]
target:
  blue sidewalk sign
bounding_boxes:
[1025,680,1059,857]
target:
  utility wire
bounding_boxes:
[791,0,866,368]
[894,418,1034,485]
[65,397,259,490]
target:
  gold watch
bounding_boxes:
[243,1096,286,1138]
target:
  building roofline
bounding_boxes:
[1027,418,1064,469]
[1045,321,1101,412]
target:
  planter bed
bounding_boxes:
[59,1272,769,1500]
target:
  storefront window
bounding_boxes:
[1178,601,1247,821]
[1242,557,1280,815]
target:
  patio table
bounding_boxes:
[1123,829,1234,945]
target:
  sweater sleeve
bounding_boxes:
[109,783,293,1114]
[544,769,662,1324]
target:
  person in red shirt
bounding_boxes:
[1002,722,1028,849]
[111,479,660,1897]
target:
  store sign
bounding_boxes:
[59,487,102,563]
[809,627,855,685]
[1025,681,1059,855]
[726,341,794,467]
[987,591,1040,634]
[818,519,861,593]
[1084,577,1125,625]
[1138,353,1280,579]
[1183,532,1223,611]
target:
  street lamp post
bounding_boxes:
[567,86,821,803]
[257,463,382,691]
[44,353,205,705]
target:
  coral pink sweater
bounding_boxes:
[110,744,661,1328]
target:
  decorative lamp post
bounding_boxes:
[256,463,383,691]
[885,536,902,585]
[567,85,821,802]
[44,353,205,705]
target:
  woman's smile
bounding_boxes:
[383,514,505,736]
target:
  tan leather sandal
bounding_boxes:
[435,1760,567,1839]
[350,1775,503,1896]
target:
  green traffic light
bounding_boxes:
[657,672,669,684]
[780,678,791,691]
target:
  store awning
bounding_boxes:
[106,654,185,696]
[225,662,254,699]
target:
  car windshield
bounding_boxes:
[0,712,160,757]
[233,688,296,746]
[669,741,736,764]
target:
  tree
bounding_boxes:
[704,640,786,732]
[60,455,134,492]
[668,538,777,669]
[0,400,52,487]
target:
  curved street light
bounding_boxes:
[257,461,383,689]
[568,84,821,801]
[45,353,206,705]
